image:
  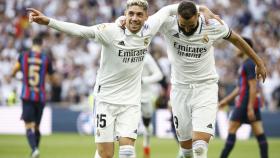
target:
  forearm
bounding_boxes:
[48,18,95,38]
[223,87,239,103]
[229,32,263,66]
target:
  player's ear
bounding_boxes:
[197,12,200,17]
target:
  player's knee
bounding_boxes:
[192,140,208,158]
[228,122,240,133]
[94,150,101,158]
[98,149,114,158]
[142,117,151,127]
[119,145,135,158]
[25,122,35,129]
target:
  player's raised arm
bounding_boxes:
[226,32,267,82]
[27,8,96,39]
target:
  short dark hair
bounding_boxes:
[242,37,253,48]
[33,36,43,45]
[178,1,198,20]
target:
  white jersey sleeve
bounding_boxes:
[48,18,111,44]
[142,54,163,84]
[146,4,178,35]
[207,19,232,40]
[141,53,163,102]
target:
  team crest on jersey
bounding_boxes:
[202,34,209,43]
[144,38,149,46]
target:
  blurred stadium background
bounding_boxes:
[0,0,280,157]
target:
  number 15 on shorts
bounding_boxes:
[96,114,106,128]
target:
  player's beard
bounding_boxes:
[178,21,199,36]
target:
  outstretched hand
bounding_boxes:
[115,16,126,29]
[27,8,50,25]
[255,64,267,83]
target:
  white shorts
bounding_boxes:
[93,99,141,143]
[141,101,153,118]
[170,83,218,141]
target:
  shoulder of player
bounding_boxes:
[146,15,175,28]
[244,59,255,68]
[95,23,123,34]
[201,16,227,29]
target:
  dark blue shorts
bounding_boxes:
[230,107,261,124]
[21,100,45,125]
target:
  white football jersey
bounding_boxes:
[48,4,177,105]
[159,15,231,85]
[141,53,163,102]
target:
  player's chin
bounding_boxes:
[129,26,141,33]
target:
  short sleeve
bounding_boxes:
[244,60,256,80]
[209,19,232,40]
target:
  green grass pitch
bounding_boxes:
[0,133,279,158]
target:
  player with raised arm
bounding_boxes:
[219,37,268,158]
[141,53,163,158]
[27,1,220,157]
[10,36,55,158]
[157,1,267,158]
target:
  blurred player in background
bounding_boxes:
[219,37,268,158]
[141,53,163,158]
[10,35,55,158]
[158,1,267,158]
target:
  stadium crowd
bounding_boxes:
[0,0,279,111]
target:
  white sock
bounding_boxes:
[94,150,101,158]
[119,145,136,158]
[181,147,193,158]
[192,140,208,158]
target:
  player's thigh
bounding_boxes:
[94,101,116,143]
[21,100,36,123]
[115,105,141,141]
[170,87,192,141]
[141,102,153,119]
[34,102,45,125]
[192,83,218,137]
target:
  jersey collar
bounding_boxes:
[124,27,144,37]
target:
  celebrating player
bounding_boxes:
[158,1,267,158]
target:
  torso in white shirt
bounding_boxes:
[160,15,231,85]
[93,17,163,106]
